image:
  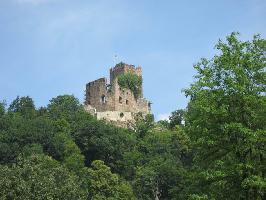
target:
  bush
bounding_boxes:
[117,73,142,99]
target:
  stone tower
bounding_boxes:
[84,63,151,125]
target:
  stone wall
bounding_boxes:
[84,63,151,123]
[85,78,115,112]
[110,63,142,83]
[96,111,133,122]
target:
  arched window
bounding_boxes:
[101,95,106,104]
[126,100,129,105]
[119,96,122,104]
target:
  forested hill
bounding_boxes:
[0,33,265,200]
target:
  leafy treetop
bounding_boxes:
[184,32,266,199]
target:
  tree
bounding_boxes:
[0,110,55,164]
[47,95,81,120]
[132,129,190,200]
[132,113,154,138]
[51,131,85,172]
[184,33,266,199]
[0,154,88,199]
[157,120,170,130]
[0,101,5,116]
[87,160,136,200]
[73,118,136,171]
[169,109,185,129]
[8,96,36,118]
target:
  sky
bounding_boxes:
[0,0,265,120]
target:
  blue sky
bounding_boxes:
[0,0,265,120]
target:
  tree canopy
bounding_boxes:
[184,32,266,199]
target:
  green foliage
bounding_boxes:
[0,112,55,164]
[0,95,137,199]
[73,117,137,171]
[0,101,5,116]
[88,160,136,200]
[51,131,85,172]
[1,94,191,199]
[47,95,82,120]
[0,154,87,199]
[184,33,266,199]
[157,119,170,130]
[8,96,36,118]
[132,113,154,138]
[188,194,209,200]
[115,62,125,68]
[117,114,191,200]
[169,109,185,129]
[117,72,142,99]
[133,129,190,199]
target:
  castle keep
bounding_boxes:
[84,63,151,124]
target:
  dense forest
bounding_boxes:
[0,33,265,200]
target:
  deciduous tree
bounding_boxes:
[185,33,266,199]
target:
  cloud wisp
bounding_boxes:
[156,113,170,122]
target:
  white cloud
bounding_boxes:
[156,113,170,122]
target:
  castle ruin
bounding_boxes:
[84,63,151,126]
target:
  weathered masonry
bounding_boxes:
[84,63,151,125]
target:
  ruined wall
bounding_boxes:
[112,79,137,112]
[110,63,143,99]
[85,63,151,122]
[96,111,133,122]
[110,63,142,83]
[137,98,151,113]
[85,78,115,112]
